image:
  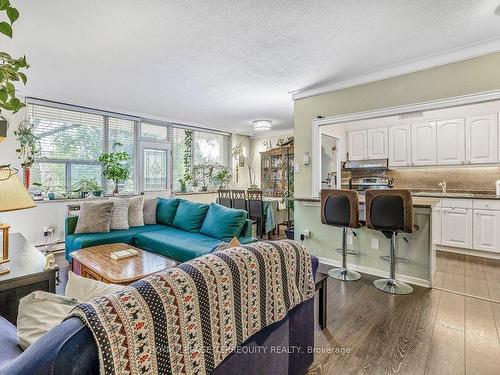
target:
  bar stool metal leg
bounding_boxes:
[373,233,413,294]
[328,228,361,281]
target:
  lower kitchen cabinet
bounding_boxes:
[441,207,473,249]
[473,210,500,253]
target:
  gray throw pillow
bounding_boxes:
[75,201,113,234]
[143,198,157,225]
[128,196,145,227]
[109,198,130,230]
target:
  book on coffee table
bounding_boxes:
[110,248,139,260]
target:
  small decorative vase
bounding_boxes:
[47,192,55,200]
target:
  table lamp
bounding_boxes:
[0,165,36,274]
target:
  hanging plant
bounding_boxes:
[14,119,39,188]
[0,1,29,113]
[179,129,193,190]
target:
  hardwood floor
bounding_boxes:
[434,250,500,303]
[311,272,500,375]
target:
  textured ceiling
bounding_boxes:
[5,0,500,134]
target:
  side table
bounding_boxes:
[0,233,57,325]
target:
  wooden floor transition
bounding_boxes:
[434,250,500,303]
[310,272,500,375]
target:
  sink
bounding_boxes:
[413,192,474,197]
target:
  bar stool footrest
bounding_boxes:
[373,278,413,295]
[328,267,361,282]
[336,248,360,255]
[379,255,409,263]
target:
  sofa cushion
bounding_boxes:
[109,198,129,230]
[156,198,180,226]
[200,203,247,241]
[143,198,157,224]
[75,201,113,234]
[128,196,144,227]
[172,200,209,232]
[134,227,222,263]
[65,224,165,261]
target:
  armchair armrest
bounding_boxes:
[65,216,79,235]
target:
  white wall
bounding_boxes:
[249,131,294,188]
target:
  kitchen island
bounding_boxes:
[294,196,440,288]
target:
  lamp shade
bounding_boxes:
[0,166,36,212]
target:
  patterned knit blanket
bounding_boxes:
[68,240,315,375]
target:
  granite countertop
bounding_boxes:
[411,192,500,200]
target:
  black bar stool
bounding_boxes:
[365,189,415,295]
[321,189,361,281]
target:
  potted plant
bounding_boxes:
[98,142,131,196]
[14,120,40,188]
[32,178,64,200]
[179,178,187,193]
[73,177,102,198]
[213,168,231,189]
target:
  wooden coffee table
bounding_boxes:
[70,243,176,285]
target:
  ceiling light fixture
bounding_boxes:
[253,119,272,132]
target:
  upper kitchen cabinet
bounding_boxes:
[388,125,411,167]
[436,118,465,165]
[347,130,367,160]
[465,114,498,164]
[412,122,436,166]
[367,128,388,159]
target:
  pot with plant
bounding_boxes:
[213,168,231,189]
[98,142,131,196]
[73,177,102,198]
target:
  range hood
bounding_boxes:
[343,158,389,170]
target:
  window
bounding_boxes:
[172,126,230,192]
[28,102,136,195]
[27,99,231,198]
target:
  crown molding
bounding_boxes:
[250,129,294,139]
[292,37,500,101]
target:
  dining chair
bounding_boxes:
[247,190,268,239]
[218,189,232,208]
[231,190,247,212]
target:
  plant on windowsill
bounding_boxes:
[32,178,64,201]
[212,168,231,189]
[98,142,130,196]
[73,177,102,198]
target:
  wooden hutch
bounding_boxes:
[260,142,294,195]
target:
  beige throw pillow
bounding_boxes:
[17,291,79,349]
[74,201,113,234]
[65,271,124,302]
[128,196,145,227]
[109,197,130,230]
[143,198,157,225]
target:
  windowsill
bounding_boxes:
[175,191,218,196]
[32,194,137,204]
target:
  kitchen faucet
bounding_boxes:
[438,180,447,194]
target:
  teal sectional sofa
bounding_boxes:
[65,198,255,263]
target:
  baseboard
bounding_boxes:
[317,256,431,288]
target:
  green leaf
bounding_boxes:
[0,22,12,37]
[6,7,18,24]
[0,0,10,11]
[0,88,6,102]
[18,71,27,84]
[5,81,14,94]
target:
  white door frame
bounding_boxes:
[311,89,500,197]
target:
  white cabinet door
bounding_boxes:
[348,130,367,160]
[436,118,465,165]
[388,125,411,166]
[473,210,500,253]
[432,207,442,245]
[412,122,436,165]
[367,128,388,159]
[442,208,472,249]
[466,114,498,164]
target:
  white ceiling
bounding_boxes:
[5,0,500,135]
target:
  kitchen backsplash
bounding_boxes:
[344,166,500,194]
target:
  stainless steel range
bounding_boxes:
[350,176,393,192]
[350,176,393,221]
